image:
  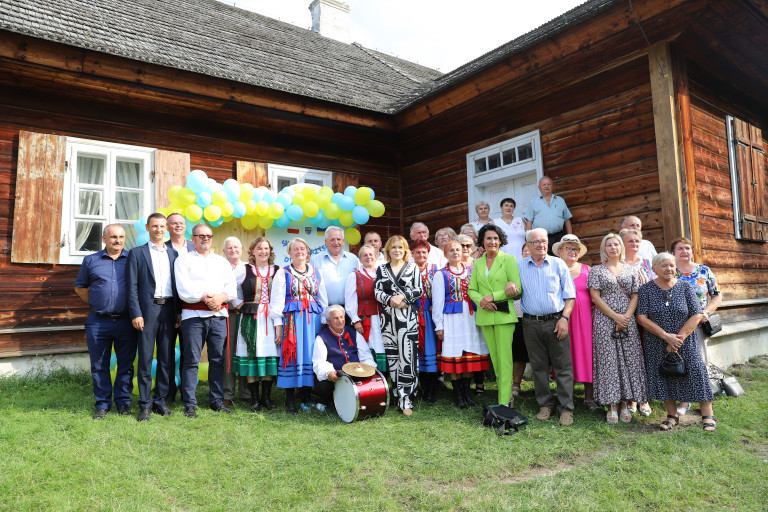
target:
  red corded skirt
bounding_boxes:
[438,352,490,374]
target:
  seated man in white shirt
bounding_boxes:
[312,305,375,411]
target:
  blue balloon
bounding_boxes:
[175,375,181,387]
[208,217,224,227]
[186,169,208,193]
[196,191,212,208]
[136,232,150,246]
[133,216,148,234]
[175,346,181,363]
[352,205,370,225]
[251,189,263,202]
[286,204,303,221]
[344,185,358,198]
[369,189,375,201]
[151,359,157,378]
[232,201,246,218]
[109,353,117,371]
[339,196,355,212]
[276,194,292,208]
[275,214,291,228]
[262,190,275,203]
[223,179,240,202]
[308,212,323,225]
[331,192,344,205]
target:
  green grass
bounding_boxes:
[1,359,767,512]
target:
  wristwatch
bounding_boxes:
[559,314,570,322]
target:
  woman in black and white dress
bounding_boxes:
[375,235,422,416]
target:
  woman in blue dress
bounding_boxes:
[410,239,439,403]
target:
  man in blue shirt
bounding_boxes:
[524,176,573,255]
[518,228,576,426]
[311,226,359,321]
[74,224,138,419]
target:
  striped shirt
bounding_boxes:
[518,255,576,315]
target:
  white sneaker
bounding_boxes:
[676,402,691,416]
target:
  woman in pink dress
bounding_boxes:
[553,235,598,410]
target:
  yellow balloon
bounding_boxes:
[167,185,182,204]
[198,362,209,382]
[345,227,361,245]
[222,215,234,223]
[325,203,341,220]
[302,187,317,201]
[339,211,354,227]
[303,201,319,218]
[185,204,203,222]
[177,187,197,207]
[204,205,222,222]
[238,183,255,202]
[156,207,171,217]
[240,215,258,230]
[354,187,372,206]
[367,200,385,218]
[245,199,258,216]
[315,194,331,209]
[171,207,184,215]
[292,194,306,207]
[212,190,228,206]
[132,377,140,395]
[255,200,269,216]
[318,186,333,198]
[258,216,274,229]
[267,203,284,219]
[220,202,234,218]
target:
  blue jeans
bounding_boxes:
[180,316,227,408]
[85,313,137,409]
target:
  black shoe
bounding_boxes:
[462,378,477,407]
[452,382,467,410]
[151,403,173,416]
[92,408,108,420]
[285,400,298,415]
[247,381,262,412]
[183,406,197,419]
[210,404,232,415]
[116,405,131,415]
[137,408,151,422]
[261,380,275,411]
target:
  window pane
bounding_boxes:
[75,221,103,252]
[502,149,516,166]
[77,155,105,185]
[115,159,142,188]
[116,191,142,221]
[304,179,323,187]
[474,158,487,173]
[488,153,501,170]
[518,143,533,161]
[120,222,138,250]
[277,177,297,190]
[77,190,102,215]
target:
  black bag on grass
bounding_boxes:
[482,404,528,436]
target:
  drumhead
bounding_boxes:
[333,375,360,423]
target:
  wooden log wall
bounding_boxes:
[400,57,662,266]
[0,85,401,358]
[688,73,768,319]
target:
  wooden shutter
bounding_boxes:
[236,161,268,188]
[733,118,768,241]
[153,150,190,209]
[11,131,67,263]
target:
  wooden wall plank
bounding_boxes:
[154,149,190,210]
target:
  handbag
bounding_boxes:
[493,300,510,314]
[659,351,687,377]
[710,364,745,397]
[707,364,724,396]
[702,313,723,336]
[482,404,528,436]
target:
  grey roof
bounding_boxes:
[0,0,442,113]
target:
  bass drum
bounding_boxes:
[333,369,390,423]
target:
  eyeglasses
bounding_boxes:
[461,244,472,248]
[564,247,580,254]
[436,234,451,239]
[529,240,548,246]
[193,234,213,239]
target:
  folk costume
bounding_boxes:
[270,264,328,391]
[312,325,375,407]
[416,263,440,402]
[375,261,422,411]
[344,268,387,372]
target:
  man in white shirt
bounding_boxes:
[620,216,657,261]
[311,226,359,315]
[312,305,375,411]
[362,231,386,268]
[127,213,180,422]
[409,222,447,267]
[174,224,237,418]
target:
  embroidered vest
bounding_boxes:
[240,264,277,315]
[417,264,438,310]
[354,269,380,317]
[319,326,360,369]
[439,266,476,314]
[282,266,323,314]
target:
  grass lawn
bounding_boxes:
[1,357,767,512]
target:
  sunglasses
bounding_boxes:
[461,244,472,248]
[193,234,213,239]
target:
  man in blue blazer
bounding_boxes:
[127,212,180,421]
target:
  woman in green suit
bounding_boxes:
[468,224,522,406]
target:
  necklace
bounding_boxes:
[291,264,308,275]
[568,263,579,271]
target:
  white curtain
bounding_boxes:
[75,156,103,251]
[115,160,142,249]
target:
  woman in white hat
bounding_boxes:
[553,234,598,410]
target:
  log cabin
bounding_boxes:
[0,0,766,374]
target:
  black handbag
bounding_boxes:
[493,300,510,314]
[702,313,723,336]
[710,364,746,397]
[659,351,687,377]
[482,404,528,436]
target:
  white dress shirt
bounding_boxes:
[637,239,658,261]
[312,329,375,381]
[148,242,173,298]
[175,250,237,320]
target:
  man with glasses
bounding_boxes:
[174,224,237,418]
[518,228,576,426]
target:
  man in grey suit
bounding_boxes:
[127,212,180,421]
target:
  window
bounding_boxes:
[60,139,154,264]
[268,164,332,192]
[465,130,543,220]
[726,116,768,242]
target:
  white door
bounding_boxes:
[481,173,538,221]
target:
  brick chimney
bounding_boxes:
[309,0,352,44]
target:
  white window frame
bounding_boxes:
[268,164,332,192]
[465,130,543,217]
[60,138,155,264]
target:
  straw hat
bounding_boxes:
[552,234,587,259]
